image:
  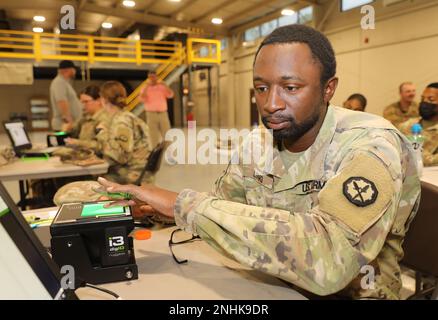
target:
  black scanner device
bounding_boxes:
[50,201,138,288]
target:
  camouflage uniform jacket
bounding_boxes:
[399,117,438,166]
[383,101,418,129]
[96,110,151,184]
[174,105,421,299]
[69,108,111,152]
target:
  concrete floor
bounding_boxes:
[0,130,417,299]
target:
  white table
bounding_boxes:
[24,208,307,300]
[0,157,108,181]
[422,166,438,187]
[0,157,108,209]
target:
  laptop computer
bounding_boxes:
[3,121,58,157]
[0,181,77,299]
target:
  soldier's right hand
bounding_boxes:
[97,177,149,207]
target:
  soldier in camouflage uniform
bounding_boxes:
[65,85,111,152]
[399,83,438,166]
[98,81,152,185]
[383,82,418,129]
[96,25,421,299]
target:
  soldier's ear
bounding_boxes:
[323,77,338,103]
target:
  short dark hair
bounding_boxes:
[254,24,336,85]
[59,60,75,69]
[80,85,100,100]
[426,82,438,89]
[347,93,367,108]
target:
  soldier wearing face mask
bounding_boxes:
[399,82,438,166]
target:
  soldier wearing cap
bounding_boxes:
[97,25,420,299]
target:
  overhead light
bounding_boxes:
[122,0,136,7]
[281,9,296,16]
[101,22,113,29]
[169,0,181,2]
[211,18,223,25]
[32,27,44,33]
[33,15,46,22]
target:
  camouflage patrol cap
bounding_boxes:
[53,180,102,206]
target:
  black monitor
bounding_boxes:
[3,120,32,154]
[0,181,75,299]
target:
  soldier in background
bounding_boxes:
[343,93,367,112]
[399,82,438,166]
[97,25,420,299]
[97,81,152,184]
[65,85,110,153]
[383,82,418,128]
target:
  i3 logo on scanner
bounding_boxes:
[109,236,124,247]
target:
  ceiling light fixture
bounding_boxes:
[33,16,46,22]
[211,18,223,25]
[169,0,182,3]
[122,0,136,7]
[32,27,44,33]
[101,22,113,29]
[281,9,296,16]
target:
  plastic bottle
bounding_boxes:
[408,123,424,177]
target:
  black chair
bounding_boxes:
[134,142,166,186]
[402,181,438,300]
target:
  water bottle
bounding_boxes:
[408,123,424,177]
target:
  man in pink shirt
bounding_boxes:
[139,71,174,147]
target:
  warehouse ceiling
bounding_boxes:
[0,0,319,38]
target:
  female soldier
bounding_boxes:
[97,81,152,184]
[65,85,110,152]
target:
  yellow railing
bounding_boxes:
[187,38,221,65]
[0,29,182,65]
[0,29,220,66]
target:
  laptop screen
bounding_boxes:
[4,121,31,150]
[0,182,66,299]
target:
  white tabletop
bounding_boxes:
[77,227,306,300]
[0,157,109,181]
[24,208,306,300]
[421,166,438,187]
